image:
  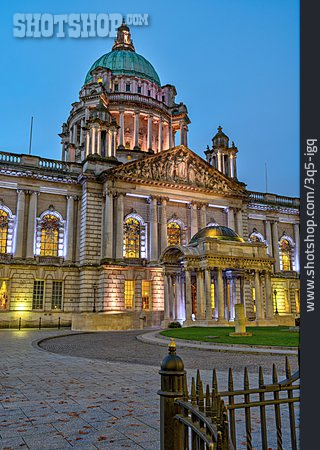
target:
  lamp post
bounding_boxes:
[93,283,98,313]
[273,289,279,315]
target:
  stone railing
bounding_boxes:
[249,191,300,208]
[0,151,82,175]
[108,93,169,113]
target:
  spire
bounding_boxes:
[112,19,135,52]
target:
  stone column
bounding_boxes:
[200,204,207,229]
[217,268,225,322]
[196,270,205,320]
[180,121,184,145]
[91,127,96,154]
[158,117,163,153]
[264,270,273,319]
[185,270,192,321]
[265,220,273,255]
[227,207,235,231]
[205,269,212,320]
[164,273,170,320]
[80,118,85,145]
[134,111,140,150]
[149,196,158,261]
[169,120,173,149]
[294,223,300,272]
[168,275,173,320]
[217,151,222,171]
[176,274,182,320]
[104,191,113,259]
[13,189,26,258]
[85,129,90,156]
[66,195,75,262]
[115,193,124,259]
[147,114,153,151]
[230,277,237,320]
[26,191,38,259]
[190,203,198,238]
[236,208,243,237]
[119,110,125,149]
[160,198,168,252]
[73,123,78,145]
[230,155,235,177]
[271,221,280,272]
[254,270,264,320]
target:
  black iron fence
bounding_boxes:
[159,340,300,449]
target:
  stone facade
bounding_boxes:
[0,22,299,329]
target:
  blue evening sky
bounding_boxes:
[0,0,299,196]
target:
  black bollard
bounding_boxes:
[58,317,61,330]
[158,339,185,450]
[39,317,42,330]
[18,317,21,330]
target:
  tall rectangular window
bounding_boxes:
[126,83,131,92]
[124,280,135,309]
[210,282,215,310]
[52,281,63,310]
[32,281,45,310]
[142,280,151,310]
[137,86,141,94]
[114,83,119,91]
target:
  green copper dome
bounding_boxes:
[85,50,161,86]
[189,225,244,244]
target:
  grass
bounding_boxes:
[161,327,299,347]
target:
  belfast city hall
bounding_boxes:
[0,21,300,330]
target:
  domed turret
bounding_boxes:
[204,126,238,179]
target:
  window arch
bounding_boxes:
[36,210,65,257]
[167,221,181,246]
[0,205,14,254]
[123,213,147,259]
[249,229,265,244]
[279,236,294,271]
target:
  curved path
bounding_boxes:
[0,329,299,449]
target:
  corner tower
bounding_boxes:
[60,20,190,164]
[205,126,238,178]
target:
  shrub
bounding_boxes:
[168,321,182,328]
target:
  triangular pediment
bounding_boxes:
[108,145,247,197]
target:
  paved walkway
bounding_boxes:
[137,330,299,356]
[0,330,299,449]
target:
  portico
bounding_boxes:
[160,225,276,327]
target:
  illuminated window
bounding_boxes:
[52,281,63,310]
[295,290,300,313]
[0,280,8,310]
[0,210,8,254]
[167,222,181,246]
[40,214,60,256]
[280,238,292,271]
[124,280,135,309]
[142,280,151,310]
[252,287,256,312]
[124,217,140,258]
[249,230,264,243]
[32,280,45,310]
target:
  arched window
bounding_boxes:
[40,214,60,256]
[167,221,181,246]
[123,213,147,259]
[124,217,140,258]
[0,205,14,254]
[36,209,65,257]
[280,237,293,271]
[0,210,9,254]
[249,230,264,244]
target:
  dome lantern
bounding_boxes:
[112,18,135,52]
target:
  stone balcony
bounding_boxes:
[249,191,300,209]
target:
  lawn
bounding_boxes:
[161,327,299,347]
